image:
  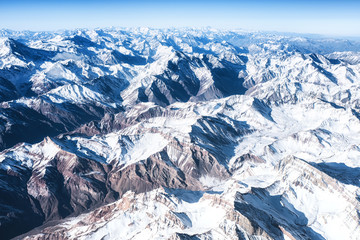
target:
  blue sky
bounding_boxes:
[1,0,360,36]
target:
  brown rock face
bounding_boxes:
[0,114,236,239]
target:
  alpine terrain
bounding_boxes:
[1,28,360,240]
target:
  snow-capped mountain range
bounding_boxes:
[1,28,360,239]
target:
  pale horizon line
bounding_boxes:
[1,26,360,41]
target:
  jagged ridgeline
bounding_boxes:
[1,28,360,239]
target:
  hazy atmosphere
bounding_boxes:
[1,0,360,36]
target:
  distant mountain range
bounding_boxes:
[1,28,360,239]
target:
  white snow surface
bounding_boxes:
[9,93,360,239]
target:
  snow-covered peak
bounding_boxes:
[0,37,11,58]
